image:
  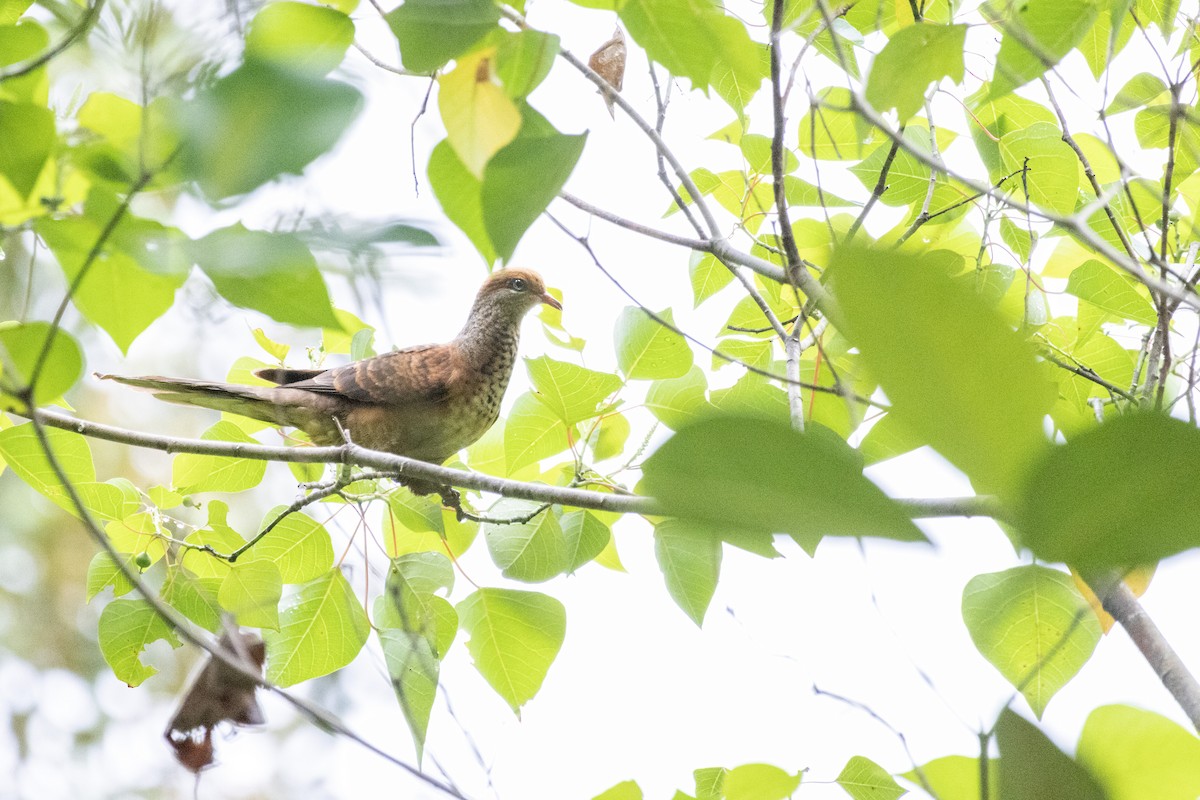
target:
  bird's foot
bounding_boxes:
[436,485,466,521]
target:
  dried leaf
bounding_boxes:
[588,27,626,119]
[165,629,266,772]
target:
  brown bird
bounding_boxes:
[100,269,560,472]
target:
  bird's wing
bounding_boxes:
[275,344,459,406]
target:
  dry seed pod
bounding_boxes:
[588,27,626,119]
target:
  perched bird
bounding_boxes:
[100,269,560,472]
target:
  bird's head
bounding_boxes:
[476,268,562,322]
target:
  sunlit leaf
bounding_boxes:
[0,321,83,405]
[172,421,267,494]
[988,0,1103,99]
[614,306,692,380]
[1077,704,1200,800]
[866,23,966,122]
[439,48,521,178]
[962,565,1101,717]
[264,569,370,686]
[245,2,353,77]
[98,599,181,686]
[836,756,903,800]
[526,355,622,424]
[457,587,566,714]
[654,519,721,626]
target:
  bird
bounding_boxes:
[99,269,561,482]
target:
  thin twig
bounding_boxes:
[0,0,107,81]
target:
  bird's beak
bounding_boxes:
[540,292,563,311]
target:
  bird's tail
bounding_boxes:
[96,373,308,430]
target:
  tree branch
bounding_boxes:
[1087,572,1200,732]
[22,406,1000,523]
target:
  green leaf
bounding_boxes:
[724,763,802,800]
[962,565,1100,717]
[849,128,948,208]
[739,134,797,175]
[1016,413,1200,568]
[0,321,83,405]
[74,92,179,185]
[219,560,283,629]
[526,355,621,425]
[654,519,721,626]
[999,122,1080,215]
[690,251,734,306]
[784,175,854,207]
[0,20,48,107]
[642,415,926,543]
[0,101,53,198]
[968,88,1058,178]
[614,306,692,380]
[1077,704,1200,800]
[829,244,1052,494]
[98,599,181,686]
[86,551,138,601]
[620,0,762,112]
[243,510,336,585]
[589,412,630,461]
[485,501,568,583]
[0,423,97,515]
[496,29,559,99]
[379,628,440,763]
[1066,260,1156,325]
[386,0,500,73]
[457,587,566,714]
[989,0,1103,99]
[799,87,876,160]
[0,0,33,23]
[504,391,570,474]
[710,373,788,423]
[36,208,187,354]
[172,421,267,494]
[1105,72,1168,116]
[695,767,727,800]
[996,708,1105,800]
[560,510,611,573]
[866,23,966,122]
[162,569,223,632]
[191,224,339,329]
[244,2,353,77]
[646,366,712,429]
[264,569,370,686]
[378,551,457,653]
[903,755,997,800]
[593,780,643,800]
[836,756,904,800]
[176,60,363,198]
[481,106,586,263]
[429,139,496,264]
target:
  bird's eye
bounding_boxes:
[508,277,528,292]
